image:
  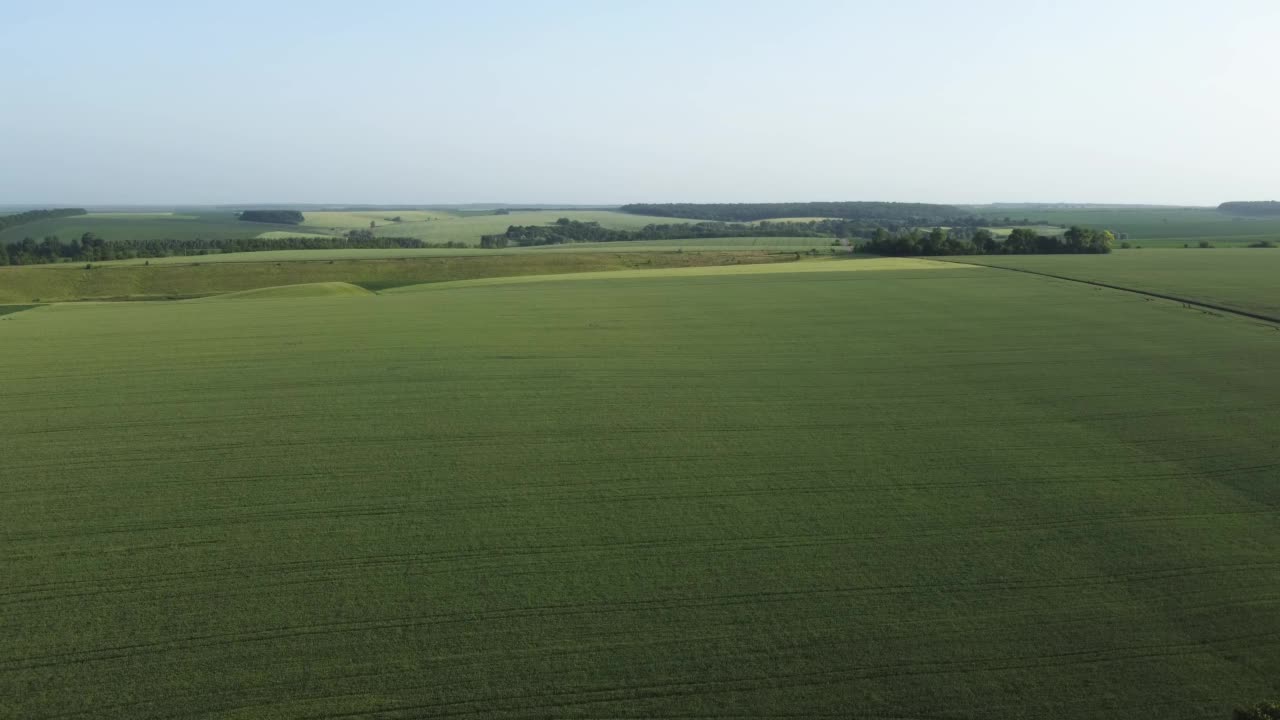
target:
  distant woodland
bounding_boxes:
[1218,201,1280,217]
[0,208,87,233]
[238,210,305,224]
[481,218,1112,255]
[859,226,1112,256]
[621,202,975,224]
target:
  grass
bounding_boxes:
[0,304,36,317]
[385,256,962,293]
[953,248,1280,319]
[187,281,375,301]
[0,250,788,303]
[2,261,1278,718]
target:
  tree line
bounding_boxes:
[480,218,839,248]
[0,230,460,266]
[1218,201,1280,217]
[478,218,1111,255]
[0,208,87,233]
[619,201,977,224]
[860,226,1113,256]
[238,210,305,224]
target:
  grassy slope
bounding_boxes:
[76,238,824,266]
[954,249,1280,318]
[188,281,374,301]
[386,256,962,293]
[0,251,786,302]
[2,265,1278,718]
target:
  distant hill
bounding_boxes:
[619,202,970,223]
[1218,201,1280,217]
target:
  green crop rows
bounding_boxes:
[3,258,1278,718]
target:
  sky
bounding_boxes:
[1,0,1277,206]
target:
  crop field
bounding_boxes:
[2,258,1278,719]
[969,207,1280,247]
[0,250,785,303]
[0,211,275,243]
[957,249,1280,319]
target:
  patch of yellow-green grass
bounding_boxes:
[388,257,973,293]
[190,282,375,302]
[300,210,455,231]
[255,230,339,240]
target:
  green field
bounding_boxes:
[0,210,275,243]
[3,257,1278,718]
[968,207,1280,247]
[956,249,1280,319]
[300,210,455,230]
[0,250,787,303]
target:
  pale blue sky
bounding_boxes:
[2,0,1276,205]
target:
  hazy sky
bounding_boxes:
[2,0,1276,205]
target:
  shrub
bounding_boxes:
[1199,240,1214,248]
[1248,240,1276,248]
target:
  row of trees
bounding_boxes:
[1218,201,1280,217]
[860,226,1113,256]
[0,230,456,265]
[478,218,1112,255]
[0,208,86,233]
[619,201,974,224]
[480,218,837,248]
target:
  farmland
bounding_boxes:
[958,249,1280,319]
[967,206,1280,247]
[2,257,1278,718]
[0,250,786,303]
[0,208,696,248]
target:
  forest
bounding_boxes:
[860,226,1113,256]
[1218,201,1280,217]
[479,218,1111,256]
